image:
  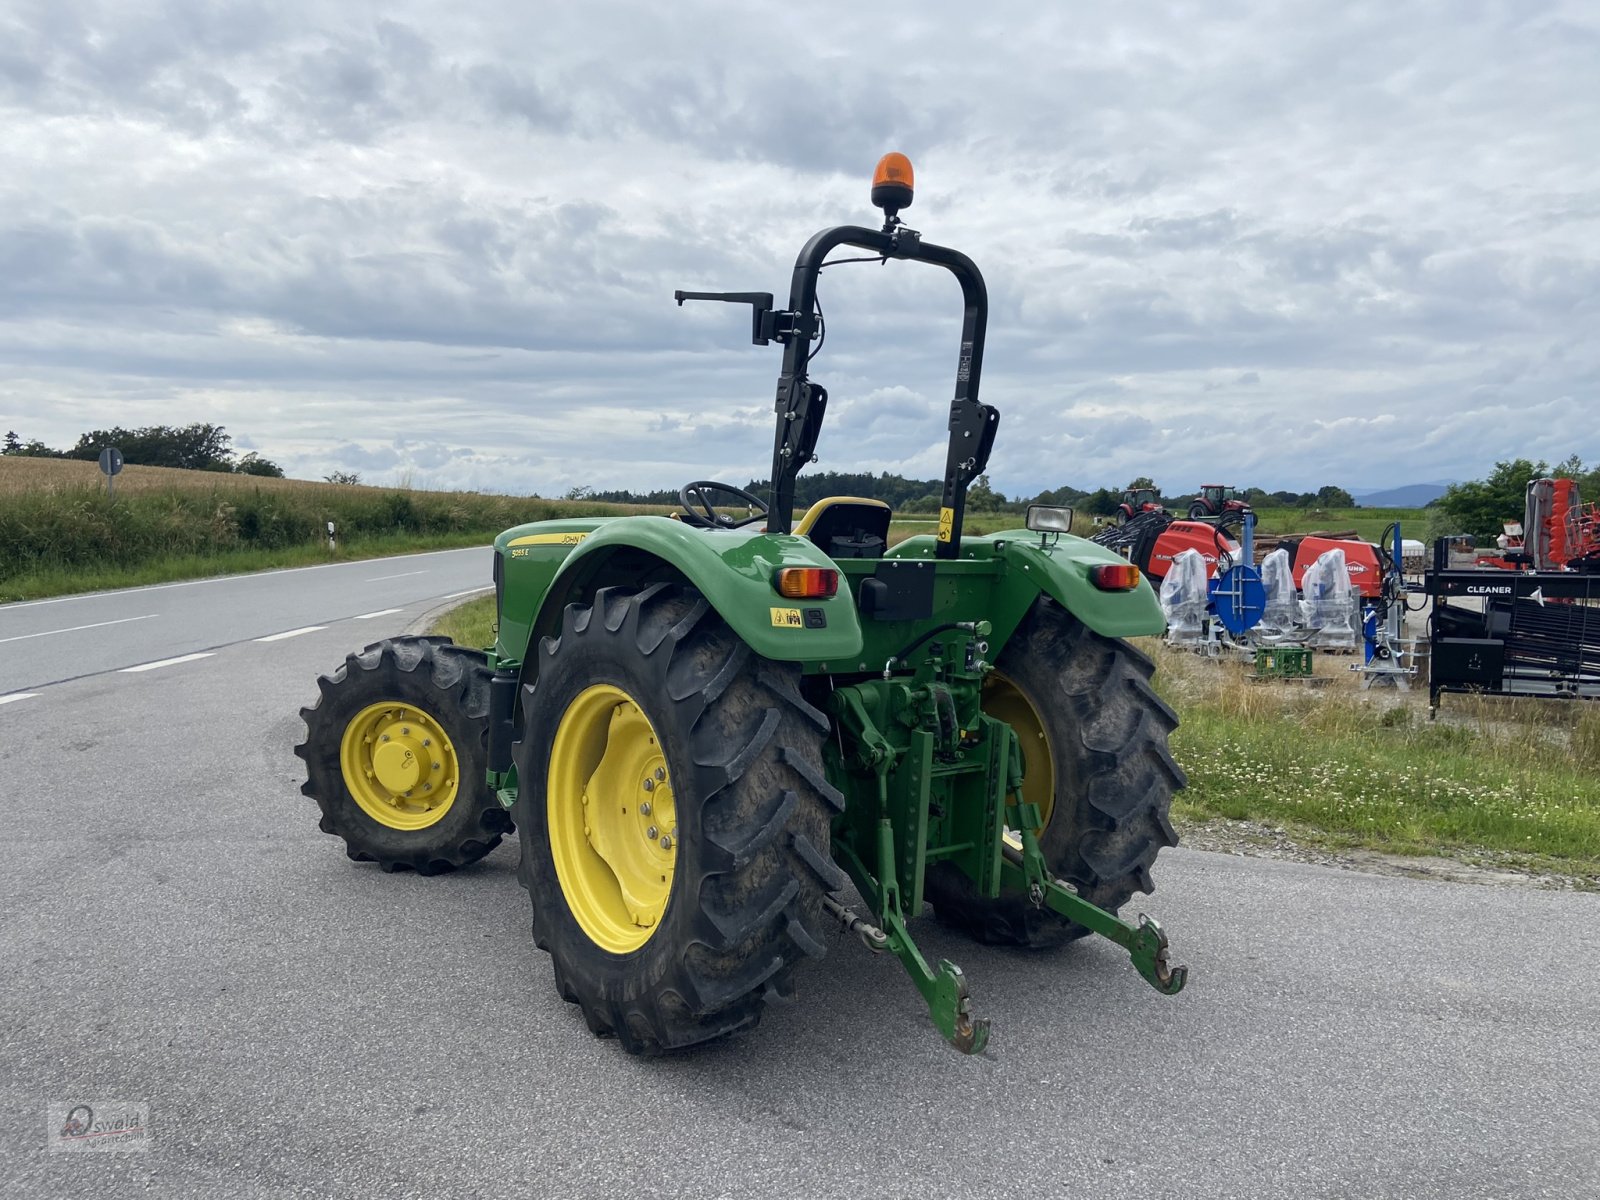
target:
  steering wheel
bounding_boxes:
[678,480,769,529]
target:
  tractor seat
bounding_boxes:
[794,497,892,559]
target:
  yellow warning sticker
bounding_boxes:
[770,607,804,628]
[937,506,954,543]
[506,531,590,548]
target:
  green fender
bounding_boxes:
[527,516,865,665]
[887,530,1165,640]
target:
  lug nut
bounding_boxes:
[381,734,391,742]
[401,727,410,735]
[655,767,666,782]
[640,800,652,816]
[643,778,654,792]
[646,825,658,839]
[422,739,431,747]
[660,835,673,850]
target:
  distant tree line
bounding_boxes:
[566,470,1379,515]
[569,471,1093,513]
[2,423,284,477]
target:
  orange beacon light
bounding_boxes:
[871,152,914,216]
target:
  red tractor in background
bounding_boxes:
[1187,484,1252,525]
[1115,487,1167,523]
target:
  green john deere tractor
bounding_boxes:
[296,153,1187,1055]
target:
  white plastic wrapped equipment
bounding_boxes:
[1299,548,1358,648]
[1258,547,1299,637]
[1159,548,1211,641]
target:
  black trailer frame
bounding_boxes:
[1425,538,1600,709]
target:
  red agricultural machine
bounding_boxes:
[1187,484,1252,524]
[1093,511,1384,598]
[1115,487,1167,523]
[1474,478,1600,573]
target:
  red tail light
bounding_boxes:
[774,567,839,599]
[1090,563,1141,591]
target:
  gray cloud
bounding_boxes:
[2,0,1598,499]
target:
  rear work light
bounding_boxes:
[774,567,839,599]
[1089,563,1141,592]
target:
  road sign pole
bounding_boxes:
[98,446,124,500]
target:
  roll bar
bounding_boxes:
[676,221,995,559]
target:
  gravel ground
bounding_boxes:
[1178,816,1597,891]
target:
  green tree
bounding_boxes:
[234,452,285,478]
[1316,485,1355,508]
[69,423,237,471]
[1436,458,1548,540]
[324,470,363,485]
[1126,475,1158,493]
[1081,487,1120,516]
[2,431,64,457]
[965,474,1006,511]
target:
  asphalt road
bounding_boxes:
[0,545,495,696]
[1,554,1597,1199]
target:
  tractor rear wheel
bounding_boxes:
[514,583,844,1055]
[296,637,512,874]
[925,598,1184,947]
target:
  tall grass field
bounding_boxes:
[0,458,659,602]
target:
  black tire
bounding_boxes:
[515,583,845,1055]
[1187,502,1208,520]
[295,636,512,874]
[925,598,1184,947]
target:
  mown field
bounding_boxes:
[1249,505,1425,542]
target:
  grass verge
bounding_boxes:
[428,594,498,649]
[1154,644,1600,882]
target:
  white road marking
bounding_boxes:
[120,652,215,673]
[367,570,428,582]
[0,614,158,645]
[254,626,328,642]
[443,586,493,598]
[0,693,39,706]
[353,608,403,620]
[0,545,487,611]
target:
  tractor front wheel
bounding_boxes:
[515,584,844,1054]
[296,637,511,874]
[925,599,1185,947]
[1187,502,1208,520]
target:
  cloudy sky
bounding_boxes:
[3,0,1597,498]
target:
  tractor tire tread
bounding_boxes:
[294,635,510,874]
[515,584,836,1055]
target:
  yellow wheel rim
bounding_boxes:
[547,684,678,955]
[983,670,1056,835]
[339,702,460,831]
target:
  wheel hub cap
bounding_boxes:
[339,703,459,831]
